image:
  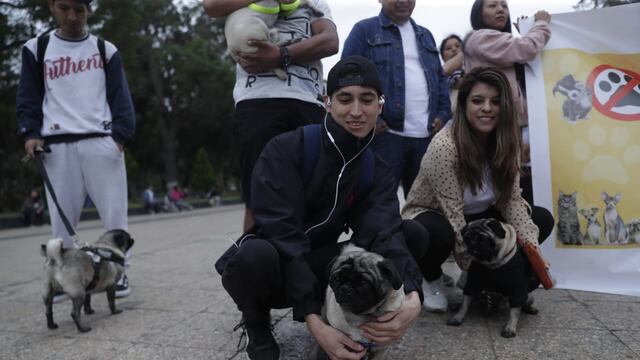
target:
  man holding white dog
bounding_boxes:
[215,56,428,360]
[203,0,338,232]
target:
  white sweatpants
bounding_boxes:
[42,137,129,264]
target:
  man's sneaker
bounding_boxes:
[52,290,67,303]
[423,276,448,313]
[242,319,280,360]
[115,274,131,298]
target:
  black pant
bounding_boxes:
[220,219,429,323]
[413,206,554,281]
[520,166,534,205]
[233,98,325,203]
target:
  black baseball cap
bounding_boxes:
[326,56,382,97]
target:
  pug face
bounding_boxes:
[328,246,402,315]
[461,219,508,266]
[99,229,135,252]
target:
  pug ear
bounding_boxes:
[378,259,403,290]
[487,219,506,238]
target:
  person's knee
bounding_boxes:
[532,206,555,243]
[402,219,429,258]
[414,212,455,252]
[233,239,278,270]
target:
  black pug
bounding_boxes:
[447,219,539,338]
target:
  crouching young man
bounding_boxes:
[215,56,428,360]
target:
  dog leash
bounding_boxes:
[23,146,80,245]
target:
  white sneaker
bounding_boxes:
[115,274,131,298]
[52,290,68,303]
[423,276,448,313]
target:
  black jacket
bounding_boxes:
[249,115,424,321]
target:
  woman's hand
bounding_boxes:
[534,10,551,23]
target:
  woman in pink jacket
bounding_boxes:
[464,0,551,204]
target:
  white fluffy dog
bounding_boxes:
[224,0,321,80]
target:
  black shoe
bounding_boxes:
[238,318,280,360]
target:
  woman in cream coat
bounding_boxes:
[402,67,554,312]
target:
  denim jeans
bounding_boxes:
[371,131,432,198]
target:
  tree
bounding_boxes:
[0,0,237,212]
[574,0,639,9]
[189,148,216,194]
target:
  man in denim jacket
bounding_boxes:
[342,0,451,198]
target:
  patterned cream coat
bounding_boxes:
[401,126,539,270]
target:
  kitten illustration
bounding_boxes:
[601,192,629,245]
[578,208,601,245]
[557,191,581,245]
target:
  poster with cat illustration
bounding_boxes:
[522,4,640,296]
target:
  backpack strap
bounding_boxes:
[355,148,375,200]
[302,124,322,186]
[97,37,107,74]
[36,34,50,71]
[302,124,374,198]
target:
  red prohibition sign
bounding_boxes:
[586,64,640,121]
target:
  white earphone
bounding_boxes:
[326,99,332,106]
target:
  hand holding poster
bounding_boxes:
[523,3,640,297]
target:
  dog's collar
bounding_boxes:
[248,2,280,14]
[80,245,125,266]
[279,0,301,16]
[248,0,301,16]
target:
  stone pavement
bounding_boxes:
[1,205,638,360]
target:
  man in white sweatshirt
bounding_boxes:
[16,0,136,299]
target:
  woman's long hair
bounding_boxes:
[469,0,526,97]
[452,67,521,207]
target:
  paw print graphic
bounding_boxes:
[588,65,640,121]
[572,124,640,184]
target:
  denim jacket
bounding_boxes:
[342,11,451,133]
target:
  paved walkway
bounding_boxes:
[1,205,638,360]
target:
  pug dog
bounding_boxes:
[447,219,539,338]
[41,229,134,333]
[311,244,404,360]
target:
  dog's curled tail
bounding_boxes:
[43,238,64,266]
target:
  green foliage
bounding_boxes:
[0,0,237,212]
[574,0,639,9]
[189,148,216,193]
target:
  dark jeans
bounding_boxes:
[413,206,554,281]
[219,219,429,323]
[371,131,432,198]
[233,98,325,203]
